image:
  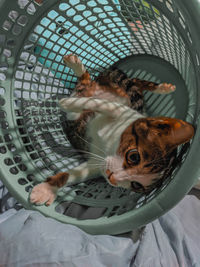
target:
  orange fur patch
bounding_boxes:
[46,172,69,188]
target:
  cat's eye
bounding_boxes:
[131,181,144,191]
[126,149,140,165]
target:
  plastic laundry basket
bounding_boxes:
[0,0,200,235]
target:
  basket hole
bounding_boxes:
[187,31,192,44]
[69,0,79,5]
[0,146,7,154]
[0,110,6,119]
[18,178,28,185]
[0,87,5,97]
[27,3,36,15]
[10,167,19,175]
[166,1,173,12]
[178,10,185,23]
[18,0,29,9]
[47,10,59,20]
[28,33,38,43]
[1,121,9,129]
[12,25,22,36]
[3,49,12,58]
[18,164,28,171]
[73,15,83,22]
[4,134,12,142]
[19,128,27,135]
[87,1,97,7]
[7,144,16,152]
[0,73,6,81]
[36,160,45,168]
[18,15,28,26]
[8,10,19,21]
[25,185,33,192]
[97,0,108,4]
[30,152,39,160]
[2,20,12,31]
[6,39,16,47]
[196,53,200,66]
[179,18,185,29]
[4,158,14,166]
[25,145,34,152]
[14,155,22,163]
[0,63,8,72]
[93,7,103,13]
[59,3,70,11]
[0,34,6,45]
[66,8,76,17]
[22,136,30,144]
[75,4,86,11]
[43,158,51,164]
[27,174,35,182]
[58,28,68,36]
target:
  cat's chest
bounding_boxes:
[87,111,143,156]
[93,90,129,106]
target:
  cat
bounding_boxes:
[30,54,194,206]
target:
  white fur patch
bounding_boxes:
[67,111,81,120]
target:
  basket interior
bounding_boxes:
[0,0,199,233]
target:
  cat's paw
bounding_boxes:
[30,182,58,206]
[155,83,176,94]
[63,54,86,77]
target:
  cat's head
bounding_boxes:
[105,117,194,193]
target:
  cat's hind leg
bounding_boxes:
[132,78,176,94]
[63,54,94,96]
[63,54,93,120]
[154,82,176,94]
[63,54,86,77]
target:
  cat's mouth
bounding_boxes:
[106,169,117,186]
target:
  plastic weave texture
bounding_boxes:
[0,0,200,235]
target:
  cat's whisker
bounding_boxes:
[68,153,103,162]
[84,155,105,161]
[88,159,105,164]
[86,166,104,171]
[69,153,105,165]
[87,163,105,167]
[75,133,106,156]
[75,149,105,161]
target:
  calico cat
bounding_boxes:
[30,54,194,206]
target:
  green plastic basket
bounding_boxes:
[0,0,200,235]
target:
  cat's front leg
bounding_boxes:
[30,162,98,206]
[59,97,133,119]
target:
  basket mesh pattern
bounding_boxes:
[0,0,199,234]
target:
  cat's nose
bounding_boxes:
[106,169,117,186]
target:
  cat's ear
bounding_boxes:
[154,117,195,147]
